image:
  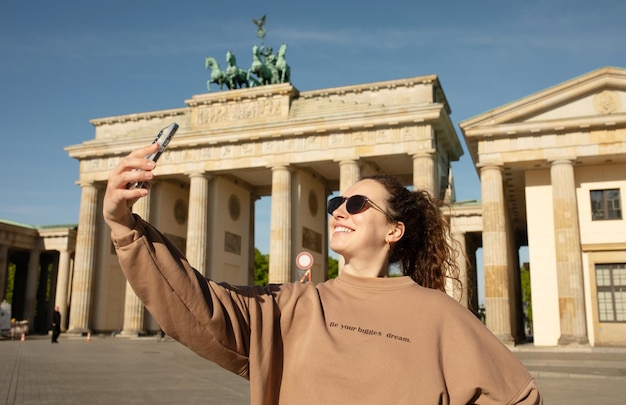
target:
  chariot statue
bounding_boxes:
[204,15,291,92]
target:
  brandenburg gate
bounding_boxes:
[64,77,464,335]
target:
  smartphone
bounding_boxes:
[130,122,179,189]
[146,122,179,163]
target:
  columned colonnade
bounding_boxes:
[63,152,453,336]
[64,77,473,336]
[460,67,626,346]
[474,159,588,345]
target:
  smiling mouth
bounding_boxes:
[334,226,353,233]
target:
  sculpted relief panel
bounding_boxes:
[196,98,283,125]
[593,90,621,115]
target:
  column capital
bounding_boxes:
[337,159,358,166]
[270,164,292,173]
[478,163,503,172]
[411,149,436,158]
[77,179,100,189]
[548,158,575,166]
[186,171,213,179]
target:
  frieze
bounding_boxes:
[196,98,282,125]
[329,133,344,146]
[88,159,101,171]
[182,149,196,162]
[308,135,321,148]
[200,148,213,161]
[353,132,365,144]
[402,127,413,140]
[81,123,428,176]
[241,142,256,156]
[107,157,121,169]
[375,128,391,143]
[160,149,182,164]
[262,139,278,154]
[221,145,234,158]
[285,138,297,151]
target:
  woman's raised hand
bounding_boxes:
[103,143,159,236]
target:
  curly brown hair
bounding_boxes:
[364,175,462,293]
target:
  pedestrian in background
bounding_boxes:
[51,306,61,343]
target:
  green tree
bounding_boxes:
[254,250,340,285]
[520,263,533,336]
[327,256,338,279]
[253,248,269,286]
[5,263,15,304]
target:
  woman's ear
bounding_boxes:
[386,221,405,243]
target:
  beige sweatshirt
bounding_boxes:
[113,217,541,404]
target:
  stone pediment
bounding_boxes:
[461,66,626,137]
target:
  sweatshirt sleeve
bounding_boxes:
[111,216,279,379]
[435,295,543,404]
[508,379,542,404]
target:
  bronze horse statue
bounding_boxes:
[225,51,250,90]
[248,45,277,85]
[205,57,226,91]
[276,43,290,83]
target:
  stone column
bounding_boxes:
[67,182,99,334]
[120,193,151,337]
[550,159,588,344]
[247,194,258,285]
[450,232,469,308]
[412,151,436,196]
[186,172,211,276]
[54,249,72,331]
[0,245,7,301]
[336,160,360,272]
[480,165,513,343]
[23,249,41,326]
[339,160,360,194]
[269,166,291,283]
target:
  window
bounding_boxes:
[590,189,622,220]
[595,263,626,322]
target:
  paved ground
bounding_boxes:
[1,334,625,404]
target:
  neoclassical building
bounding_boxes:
[460,66,626,346]
[2,67,624,347]
[0,220,75,334]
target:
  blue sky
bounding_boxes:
[1,0,625,257]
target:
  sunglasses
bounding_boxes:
[327,195,392,219]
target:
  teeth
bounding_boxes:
[334,226,353,233]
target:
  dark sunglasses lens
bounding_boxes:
[327,197,344,215]
[327,195,369,215]
[346,195,367,214]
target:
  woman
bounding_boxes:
[104,143,541,404]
